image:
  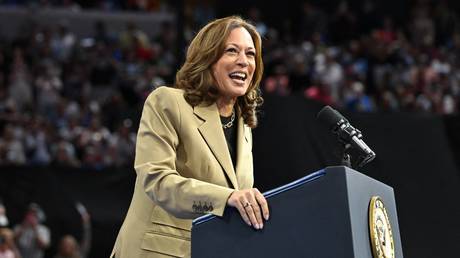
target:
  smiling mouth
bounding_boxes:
[229,72,247,83]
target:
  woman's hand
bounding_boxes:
[227,188,269,230]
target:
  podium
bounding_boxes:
[191,166,403,258]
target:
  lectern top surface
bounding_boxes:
[192,169,326,226]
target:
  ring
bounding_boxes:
[244,202,251,208]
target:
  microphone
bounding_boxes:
[317,106,376,167]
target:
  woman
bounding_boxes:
[0,228,21,258]
[111,16,269,258]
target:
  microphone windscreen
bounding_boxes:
[317,106,343,129]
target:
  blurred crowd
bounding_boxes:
[0,14,176,167]
[0,0,459,167]
[259,0,460,114]
[0,201,91,258]
[0,0,172,12]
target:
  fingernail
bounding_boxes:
[259,223,264,229]
[254,224,259,229]
[265,214,269,220]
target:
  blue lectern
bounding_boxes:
[191,166,403,258]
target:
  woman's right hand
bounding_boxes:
[226,188,269,230]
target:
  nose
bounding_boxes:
[236,52,249,67]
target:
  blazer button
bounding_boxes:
[192,202,198,212]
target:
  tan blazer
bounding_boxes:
[111,86,254,258]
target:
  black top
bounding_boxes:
[220,114,238,169]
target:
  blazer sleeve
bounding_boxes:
[135,87,234,219]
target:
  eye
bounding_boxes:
[246,51,256,57]
[225,47,238,54]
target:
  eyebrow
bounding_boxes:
[226,43,255,51]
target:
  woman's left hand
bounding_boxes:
[226,188,269,230]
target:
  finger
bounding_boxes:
[248,192,263,227]
[244,192,262,229]
[244,203,260,229]
[237,197,251,226]
[254,188,269,220]
[236,203,251,226]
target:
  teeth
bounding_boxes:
[229,72,246,80]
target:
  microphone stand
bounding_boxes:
[340,143,352,168]
[335,120,375,169]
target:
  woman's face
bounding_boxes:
[212,27,256,100]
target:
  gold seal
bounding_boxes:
[369,196,395,258]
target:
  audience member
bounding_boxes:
[0,202,9,229]
[54,203,91,258]
[0,228,21,258]
[13,204,50,258]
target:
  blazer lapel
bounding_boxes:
[235,116,248,176]
[194,104,239,189]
